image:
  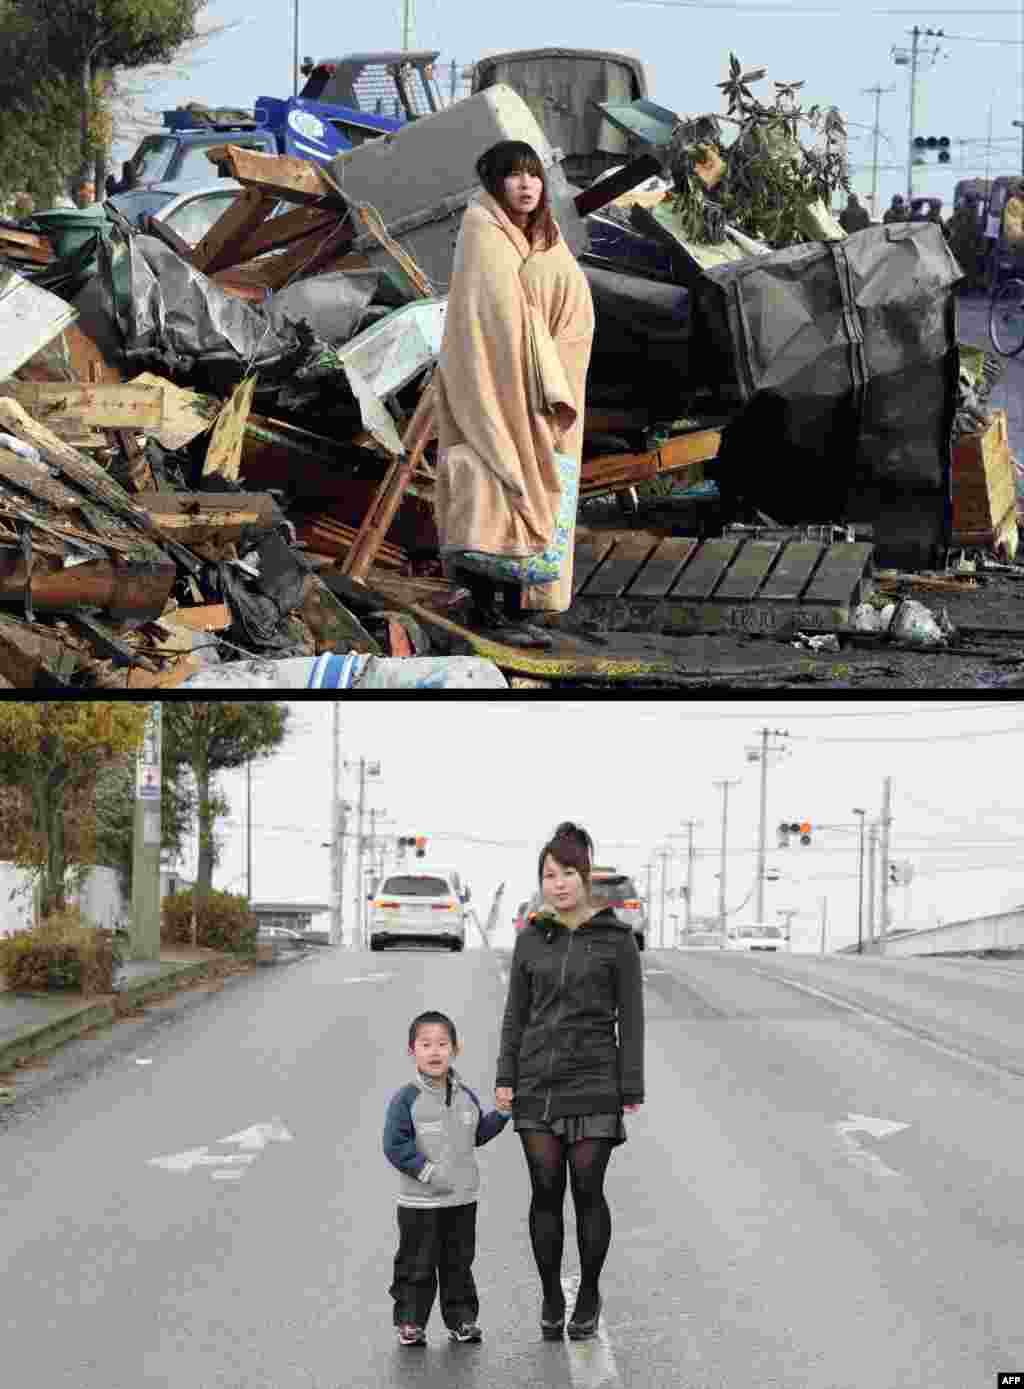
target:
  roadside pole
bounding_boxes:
[714,779,740,939]
[867,821,878,947]
[329,702,343,947]
[879,777,893,938]
[819,896,828,955]
[130,703,162,962]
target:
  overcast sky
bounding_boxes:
[127,0,1023,216]
[201,699,1024,954]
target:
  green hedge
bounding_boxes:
[0,908,124,995]
[161,889,257,954]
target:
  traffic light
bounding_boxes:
[778,821,812,845]
[414,835,427,858]
[913,135,951,164]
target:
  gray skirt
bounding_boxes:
[514,1112,627,1146]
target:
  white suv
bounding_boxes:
[369,866,469,952]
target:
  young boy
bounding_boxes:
[383,1010,510,1347]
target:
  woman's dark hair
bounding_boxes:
[475,140,558,250]
[408,1010,458,1051]
[537,821,594,889]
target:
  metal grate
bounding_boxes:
[352,62,434,119]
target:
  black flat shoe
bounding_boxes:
[540,1299,566,1340]
[567,1294,602,1341]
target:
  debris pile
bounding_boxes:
[0,52,1015,687]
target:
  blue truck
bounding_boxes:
[117,51,445,193]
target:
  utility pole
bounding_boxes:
[293,0,300,97]
[246,757,253,903]
[330,703,342,948]
[644,861,654,932]
[750,728,788,923]
[1014,120,1024,178]
[879,777,893,938]
[819,897,828,955]
[681,819,699,937]
[853,807,867,954]
[344,756,381,949]
[862,84,894,218]
[656,847,672,948]
[401,0,415,50]
[130,703,162,962]
[866,821,878,948]
[714,779,741,937]
[904,25,921,203]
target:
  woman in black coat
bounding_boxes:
[495,822,644,1341]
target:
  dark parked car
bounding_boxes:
[514,870,647,950]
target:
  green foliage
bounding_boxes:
[0,906,124,994]
[670,52,851,250]
[161,889,258,954]
[0,7,83,204]
[92,750,195,902]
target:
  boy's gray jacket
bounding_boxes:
[383,1067,509,1208]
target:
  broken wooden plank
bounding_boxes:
[228,206,340,264]
[0,611,78,686]
[202,376,256,483]
[207,144,346,208]
[758,542,827,601]
[192,188,276,275]
[0,553,176,623]
[0,397,201,573]
[0,448,85,511]
[129,372,219,452]
[140,491,280,546]
[580,428,720,495]
[626,537,700,599]
[4,382,164,430]
[713,540,783,601]
[0,228,55,264]
[158,603,231,632]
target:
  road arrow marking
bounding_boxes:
[148,1148,257,1174]
[218,1119,294,1151]
[832,1113,910,1178]
[838,1113,910,1141]
[342,973,392,983]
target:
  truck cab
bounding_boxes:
[119,52,444,195]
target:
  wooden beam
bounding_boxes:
[228,205,341,264]
[206,144,345,208]
[4,382,164,430]
[580,428,721,495]
[192,188,278,275]
[140,491,280,546]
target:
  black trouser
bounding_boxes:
[389,1202,478,1329]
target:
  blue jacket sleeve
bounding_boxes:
[464,1083,511,1146]
[383,1086,427,1177]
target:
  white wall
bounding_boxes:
[879,910,1024,956]
[0,862,128,936]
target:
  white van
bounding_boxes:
[368,865,469,952]
[726,923,788,952]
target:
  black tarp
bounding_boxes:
[694,222,963,569]
[583,262,692,413]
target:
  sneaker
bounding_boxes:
[397,1323,427,1347]
[448,1322,483,1344]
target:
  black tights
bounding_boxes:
[521,1133,614,1318]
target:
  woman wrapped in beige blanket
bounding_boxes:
[433,140,595,648]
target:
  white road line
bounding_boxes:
[745,965,1024,1083]
[562,1275,621,1389]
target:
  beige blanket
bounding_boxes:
[433,191,595,612]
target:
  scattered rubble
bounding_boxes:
[0,54,1018,688]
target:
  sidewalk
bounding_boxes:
[0,947,242,1074]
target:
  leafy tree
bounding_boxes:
[12,0,205,185]
[0,703,149,918]
[162,703,292,899]
[0,5,83,206]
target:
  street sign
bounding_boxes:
[135,705,162,800]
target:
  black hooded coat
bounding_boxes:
[496,907,645,1120]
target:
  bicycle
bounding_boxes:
[987,248,1024,357]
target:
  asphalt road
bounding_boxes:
[2,944,1023,1389]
